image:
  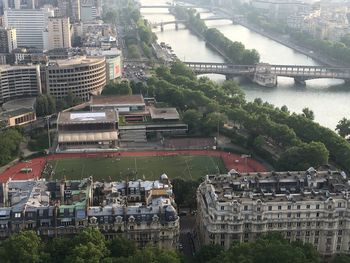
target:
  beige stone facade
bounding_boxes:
[197,169,350,256]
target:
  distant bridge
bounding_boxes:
[139,4,202,9]
[184,62,350,86]
[151,16,231,30]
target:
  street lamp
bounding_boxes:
[241,154,251,173]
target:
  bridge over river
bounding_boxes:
[184,62,350,87]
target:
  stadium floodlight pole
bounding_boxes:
[241,154,251,173]
[46,116,51,151]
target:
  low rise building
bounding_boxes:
[0,108,36,128]
[90,95,188,142]
[197,168,350,255]
[57,110,118,151]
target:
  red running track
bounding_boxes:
[0,150,268,182]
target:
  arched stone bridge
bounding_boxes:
[184,62,350,86]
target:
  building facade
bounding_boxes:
[3,8,53,48]
[47,17,71,50]
[0,176,179,249]
[46,56,106,101]
[57,110,118,151]
[197,169,350,256]
[0,64,41,103]
[0,27,16,53]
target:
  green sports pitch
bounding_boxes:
[48,155,226,182]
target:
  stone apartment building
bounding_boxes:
[0,175,179,249]
[197,168,350,256]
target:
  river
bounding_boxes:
[139,0,350,130]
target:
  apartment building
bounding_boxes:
[197,168,350,256]
[0,64,41,103]
[0,27,16,53]
[0,175,179,249]
[47,17,71,50]
[45,56,106,101]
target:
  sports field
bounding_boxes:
[48,155,226,181]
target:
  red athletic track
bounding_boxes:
[0,150,268,182]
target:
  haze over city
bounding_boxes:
[1,0,350,262]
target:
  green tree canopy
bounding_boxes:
[277,141,329,170]
[102,80,132,95]
[336,117,350,138]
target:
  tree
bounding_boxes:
[0,231,47,263]
[182,109,203,134]
[67,228,109,263]
[102,80,132,95]
[0,128,23,166]
[195,244,224,263]
[108,236,137,258]
[331,254,350,263]
[277,141,329,171]
[216,234,321,263]
[302,107,315,120]
[336,117,350,138]
[203,112,228,135]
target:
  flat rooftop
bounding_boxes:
[2,98,36,111]
[91,95,145,106]
[47,56,104,67]
[58,111,118,124]
[0,108,34,120]
[149,107,179,120]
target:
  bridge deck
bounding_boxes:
[184,62,350,79]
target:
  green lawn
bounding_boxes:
[48,155,226,182]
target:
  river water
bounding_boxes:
[140,0,350,130]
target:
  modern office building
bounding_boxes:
[0,27,16,53]
[3,8,53,48]
[0,64,41,103]
[86,48,122,81]
[197,168,350,256]
[0,176,179,250]
[45,56,106,101]
[57,110,118,151]
[46,17,71,50]
[57,0,80,22]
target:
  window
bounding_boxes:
[287,231,291,237]
[315,231,319,236]
[316,213,319,218]
[297,222,301,227]
[257,215,262,221]
[306,205,310,209]
[221,206,225,211]
[221,224,225,230]
[287,205,291,210]
[268,223,273,228]
[314,238,319,244]
[316,204,320,209]
[338,203,342,208]
[338,230,343,235]
[297,205,301,209]
[268,206,272,211]
[278,223,282,228]
[257,207,261,212]
[306,231,310,236]
[221,234,225,239]
[14,213,21,218]
[244,206,248,211]
[287,213,291,218]
[338,237,342,243]
[221,241,225,246]
[278,206,282,210]
[297,213,301,218]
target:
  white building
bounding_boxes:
[3,8,54,49]
[47,17,71,50]
[0,27,16,53]
[197,169,350,256]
